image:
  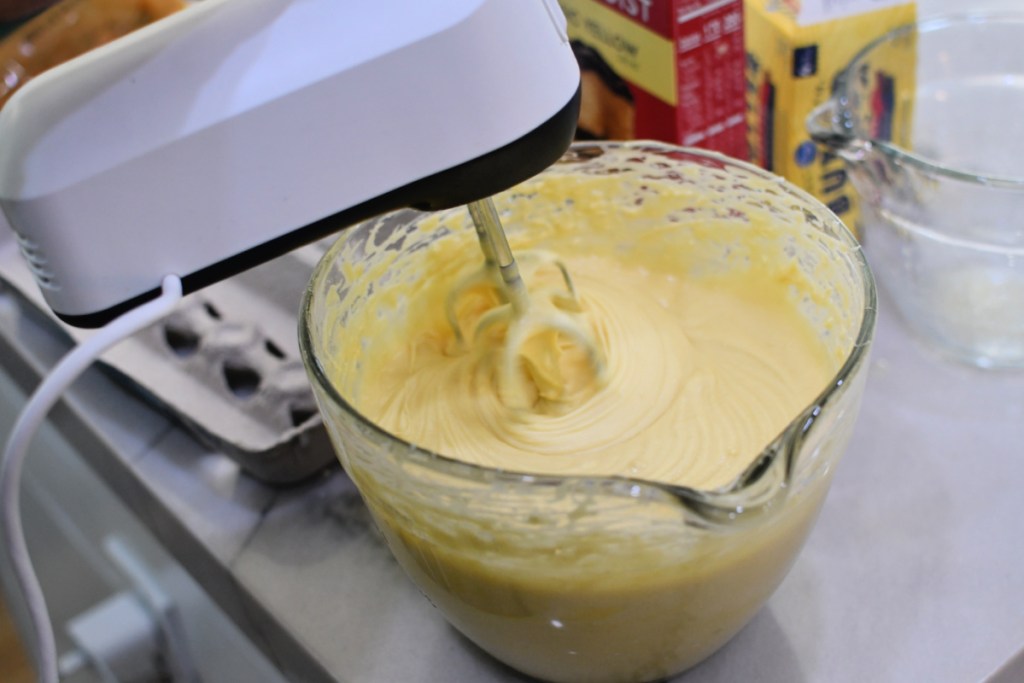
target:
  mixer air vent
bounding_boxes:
[12,229,60,291]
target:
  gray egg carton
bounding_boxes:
[127,271,334,485]
[0,226,337,485]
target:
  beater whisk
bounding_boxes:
[446,198,606,408]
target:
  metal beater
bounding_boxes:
[447,198,606,408]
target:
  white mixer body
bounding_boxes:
[0,0,580,326]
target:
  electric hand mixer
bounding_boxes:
[0,0,583,327]
[0,1,596,680]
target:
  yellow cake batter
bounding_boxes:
[330,173,836,491]
[313,149,863,683]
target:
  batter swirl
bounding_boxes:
[331,172,835,491]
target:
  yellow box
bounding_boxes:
[744,0,916,233]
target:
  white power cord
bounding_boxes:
[1,274,183,683]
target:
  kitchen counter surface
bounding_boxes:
[1,258,1023,682]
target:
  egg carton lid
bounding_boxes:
[0,222,337,485]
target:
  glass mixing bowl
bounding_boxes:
[300,142,876,683]
[808,13,1024,369]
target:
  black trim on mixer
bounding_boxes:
[54,84,583,329]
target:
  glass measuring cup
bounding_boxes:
[808,13,1024,369]
[300,142,876,683]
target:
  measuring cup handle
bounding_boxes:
[806,99,862,156]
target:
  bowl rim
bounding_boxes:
[299,141,878,526]
[833,11,1024,189]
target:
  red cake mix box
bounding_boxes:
[560,0,746,160]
